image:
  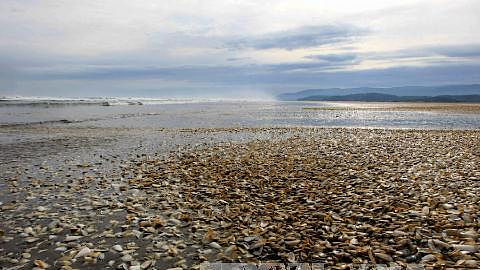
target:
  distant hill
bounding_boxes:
[277,84,480,101]
[298,93,480,102]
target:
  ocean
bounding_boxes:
[1,98,479,129]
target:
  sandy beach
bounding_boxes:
[2,0,480,268]
[303,102,480,114]
[1,121,480,269]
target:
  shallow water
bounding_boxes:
[1,101,479,131]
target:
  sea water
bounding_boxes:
[1,98,479,130]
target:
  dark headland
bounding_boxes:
[277,84,480,102]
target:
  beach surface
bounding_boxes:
[1,102,480,269]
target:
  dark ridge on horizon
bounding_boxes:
[277,84,480,101]
[298,93,480,103]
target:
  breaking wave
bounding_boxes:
[0,96,224,106]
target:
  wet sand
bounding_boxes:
[303,102,480,114]
[1,126,480,269]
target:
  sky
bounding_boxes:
[0,0,479,98]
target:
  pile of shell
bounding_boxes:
[1,128,479,269]
[128,129,480,268]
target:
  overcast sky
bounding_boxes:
[1,0,479,98]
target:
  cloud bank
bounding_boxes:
[227,25,367,50]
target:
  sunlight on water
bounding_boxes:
[0,100,479,130]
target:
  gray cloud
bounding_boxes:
[299,44,480,66]
[18,61,480,87]
[11,41,480,92]
[304,53,358,62]
[19,60,361,82]
[364,44,480,61]
[227,24,368,50]
[226,57,250,62]
[266,62,333,72]
[432,44,480,58]
[6,60,480,98]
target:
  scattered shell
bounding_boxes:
[140,260,152,269]
[2,127,480,269]
[421,254,437,263]
[121,254,133,262]
[74,247,92,259]
[34,259,49,269]
[285,240,301,247]
[374,253,393,262]
[452,244,478,253]
[112,244,123,252]
[209,242,222,250]
[64,235,83,242]
[204,228,216,241]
